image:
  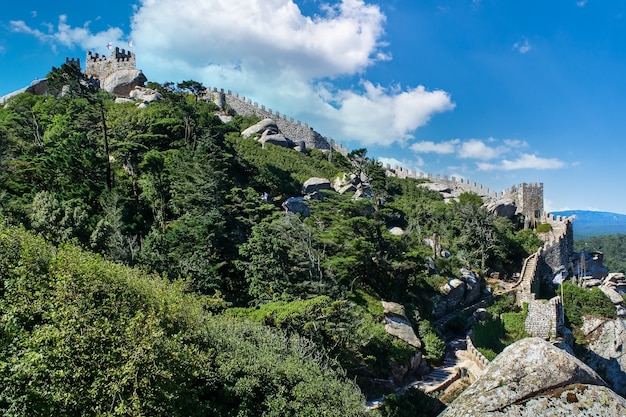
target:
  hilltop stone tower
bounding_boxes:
[85,48,137,80]
[516,183,544,229]
[82,48,146,97]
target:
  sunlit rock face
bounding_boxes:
[440,337,626,417]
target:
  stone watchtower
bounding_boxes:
[85,47,137,80]
[517,183,544,229]
[82,47,146,97]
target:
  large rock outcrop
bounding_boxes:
[485,198,517,219]
[582,317,626,397]
[439,268,483,311]
[441,337,626,417]
[381,301,421,348]
[241,118,279,139]
[302,177,332,195]
[241,118,294,149]
[102,69,147,97]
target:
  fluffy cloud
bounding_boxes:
[513,37,532,54]
[378,156,424,172]
[458,139,501,160]
[11,0,456,147]
[325,82,455,145]
[130,0,389,79]
[10,15,124,52]
[477,153,566,171]
[410,139,459,154]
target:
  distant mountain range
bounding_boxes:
[550,210,626,239]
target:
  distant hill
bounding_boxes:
[550,210,626,239]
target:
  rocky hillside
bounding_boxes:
[441,337,626,416]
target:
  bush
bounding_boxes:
[0,225,366,416]
[536,223,552,233]
[418,320,446,364]
[472,301,528,356]
[374,388,443,417]
[561,281,616,327]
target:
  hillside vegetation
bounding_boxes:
[0,65,545,414]
[574,234,626,273]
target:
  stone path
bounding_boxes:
[411,337,465,393]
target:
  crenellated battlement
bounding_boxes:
[85,48,137,80]
[205,86,350,153]
[65,57,81,69]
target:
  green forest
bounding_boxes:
[0,64,545,415]
[574,234,626,273]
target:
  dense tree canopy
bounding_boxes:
[0,67,549,412]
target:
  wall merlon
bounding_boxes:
[85,48,137,80]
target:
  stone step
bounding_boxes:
[426,370,454,381]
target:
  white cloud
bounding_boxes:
[503,139,528,148]
[576,0,588,7]
[10,15,123,52]
[410,137,523,160]
[130,0,388,79]
[476,153,566,171]
[378,156,424,172]
[11,1,456,148]
[458,139,501,160]
[513,37,532,54]
[410,139,459,154]
[326,82,455,145]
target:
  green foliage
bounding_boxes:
[238,213,330,303]
[418,321,445,364]
[472,298,528,356]
[514,228,544,257]
[458,192,483,208]
[487,293,518,317]
[0,72,553,403]
[536,223,552,233]
[228,291,415,397]
[0,225,366,416]
[561,281,617,327]
[374,388,442,417]
[228,134,342,195]
[575,234,626,273]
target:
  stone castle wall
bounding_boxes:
[518,183,544,228]
[384,169,500,198]
[85,48,136,80]
[384,166,545,218]
[207,87,347,153]
[524,297,562,340]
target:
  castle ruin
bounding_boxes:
[85,48,137,80]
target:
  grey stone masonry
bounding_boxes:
[85,48,137,80]
[207,87,339,152]
[524,297,563,341]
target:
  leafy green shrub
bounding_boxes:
[561,281,616,327]
[487,293,518,317]
[477,347,498,361]
[374,388,443,417]
[418,320,445,364]
[472,301,528,356]
[536,223,552,233]
[0,225,366,416]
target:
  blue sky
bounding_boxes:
[1,0,625,214]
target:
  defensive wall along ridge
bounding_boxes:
[206,87,350,155]
[516,213,573,341]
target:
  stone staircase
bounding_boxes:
[516,253,539,304]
